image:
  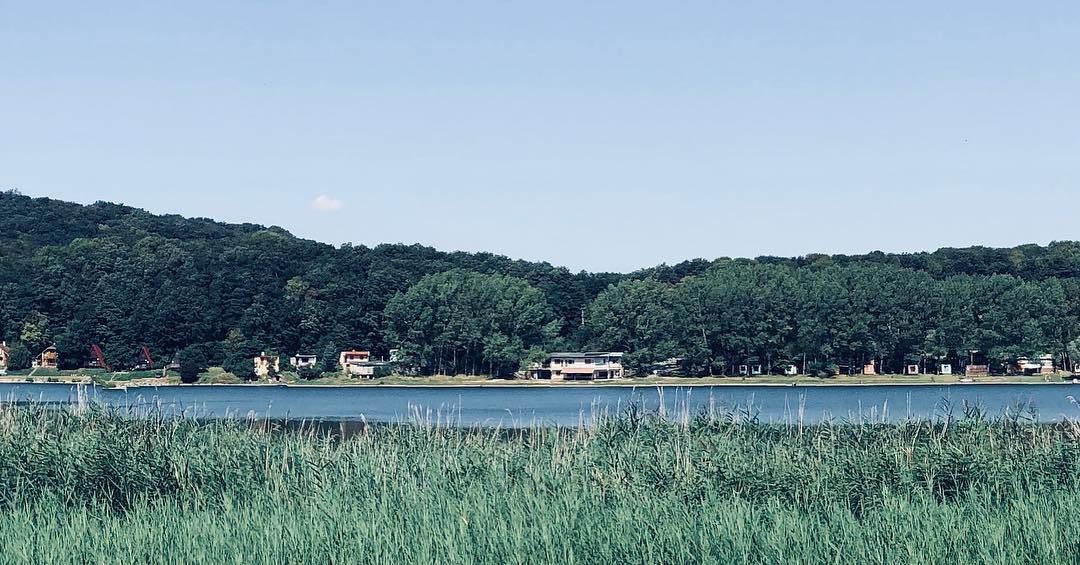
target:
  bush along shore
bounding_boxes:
[0,405,1077,563]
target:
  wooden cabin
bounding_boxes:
[964,351,990,377]
[34,346,58,369]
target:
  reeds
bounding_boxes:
[0,404,1078,563]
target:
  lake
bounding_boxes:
[2,382,1080,426]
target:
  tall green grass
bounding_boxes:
[0,405,1078,563]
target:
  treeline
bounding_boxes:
[1,190,1078,377]
[588,263,1079,375]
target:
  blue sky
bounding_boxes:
[2,1,1077,272]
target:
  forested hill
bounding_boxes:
[1,190,1078,378]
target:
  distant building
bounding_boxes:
[784,364,799,376]
[133,346,155,371]
[863,360,877,375]
[1015,355,1055,375]
[0,341,9,369]
[964,351,990,377]
[739,364,764,376]
[529,352,624,381]
[33,346,58,369]
[290,354,318,369]
[253,352,280,379]
[904,364,920,375]
[939,364,953,375]
[339,350,375,377]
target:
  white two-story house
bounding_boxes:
[529,352,625,380]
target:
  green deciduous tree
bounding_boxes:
[6,342,32,371]
[177,345,209,383]
[384,270,560,377]
[586,279,680,372]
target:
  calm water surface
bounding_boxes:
[1,383,1078,426]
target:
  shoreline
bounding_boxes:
[1,375,1075,390]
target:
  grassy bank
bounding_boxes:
[0,406,1079,562]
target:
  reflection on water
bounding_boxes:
[0,383,1075,427]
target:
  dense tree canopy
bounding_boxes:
[0,190,1077,376]
[384,270,560,377]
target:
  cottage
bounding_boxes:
[33,346,58,369]
[339,350,375,377]
[290,354,318,369]
[904,364,920,375]
[784,364,799,376]
[0,341,9,369]
[529,352,624,381]
[1015,355,1055,375]
[134,346,155,371]
[253,352,280,379]
[863,360,878,375]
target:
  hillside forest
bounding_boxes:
[1,191,1078,379]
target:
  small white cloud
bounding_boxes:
[310,195,345,213]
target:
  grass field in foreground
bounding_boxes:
[0,406,1080,563]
